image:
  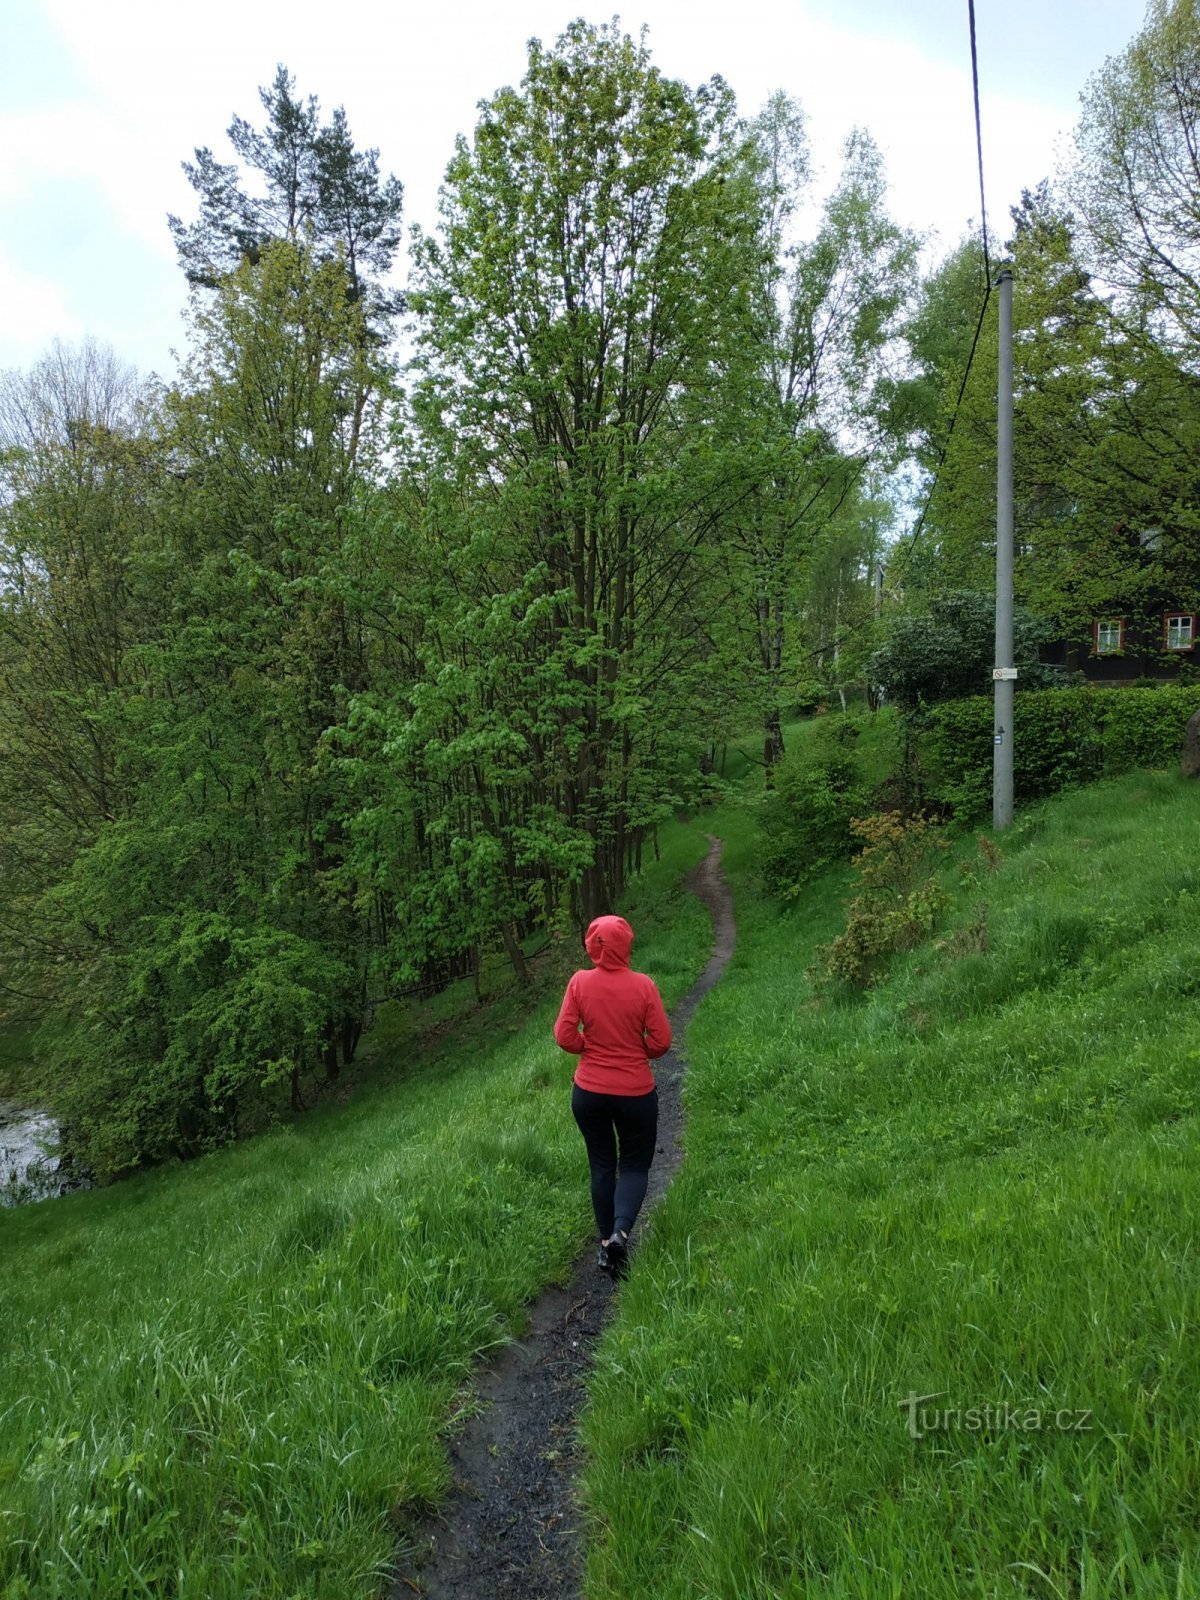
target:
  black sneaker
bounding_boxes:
[604,1228,630,1279]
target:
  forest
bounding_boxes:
[3,4,1200,1181]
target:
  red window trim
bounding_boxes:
[1162,612,1198,651]
[1093,617,1125,655]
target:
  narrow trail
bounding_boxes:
[390,832,736,1600]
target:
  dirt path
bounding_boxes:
[389,832,735,1600]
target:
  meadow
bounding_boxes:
[3,735,1199,1596]
[0,829,709,1599]
[579,767,1200,1597]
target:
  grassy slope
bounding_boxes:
[5,743,1199,1598]
[722,707,900,792]
[0,827,711,1600]
[578,768,1200,1597]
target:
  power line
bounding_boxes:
[886,0,996,590]
[886,278,992,591]
[968,0,991,285]
[799,0,999,664]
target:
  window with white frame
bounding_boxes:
[1165,613,1196,650]
[1094,618,1124,655]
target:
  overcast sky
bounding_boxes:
[1,0,1148,381]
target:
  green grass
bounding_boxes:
[6,761,1200,1598]
[721,706,899,791]
[0,824,710,1599]
[575,769,1200,1597]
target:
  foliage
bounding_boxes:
[901,174,1200,638]
[0,245,398,1176]
[1071,0,1200,357]
[870,588,1059,710]
[8,26,809,1163]
[924,682,1200,819]
[755,720,869,894]
[406,19,764,921]
[0,341,156,1021]
[815,810,949,987]
[726,97,918,768]
[168,65,405,331]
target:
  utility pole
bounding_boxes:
[993,265,1015,829]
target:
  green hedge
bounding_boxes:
[924,685,1200,819]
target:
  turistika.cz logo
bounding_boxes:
[899,1391,1094,1440]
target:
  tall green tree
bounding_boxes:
[0,341,157,1019]
[407,19,762,923]
[1071,0,1200,358]
[1064,0,1200,627]
[903,185,1200,637]
[729,96,917,772]
[27,244,397,1176]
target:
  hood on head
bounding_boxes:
[584,915,634,970]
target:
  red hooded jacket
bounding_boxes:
[554,915,671,1095]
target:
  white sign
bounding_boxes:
[992,667,1018,680]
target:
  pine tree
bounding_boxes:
[168,65,405,332]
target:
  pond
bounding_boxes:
[0,1103,91,1206]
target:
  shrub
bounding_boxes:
[815,811,950,988]
[924,684,1200,820]
[1102,683,1200,769]
[870,589,1060,710]
[757,723,869,895]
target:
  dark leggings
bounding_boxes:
[571,1083,659,1240]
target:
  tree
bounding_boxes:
[0,341,157,1020]
[870,588,1056,712]
[168,65,405,331]
[16,245,398,1177]
[1071,0,1200,359]
[1066,0,1200,626]
[909,196,1113,602]
[798,478,896,710]
[727,97,918,772]
[902,183,1200,638]
[407,19,762,924]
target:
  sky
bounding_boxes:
[0,0,1149,382]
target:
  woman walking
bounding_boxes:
[554,914,671,1277]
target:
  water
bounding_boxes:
[0,1103,89,1206]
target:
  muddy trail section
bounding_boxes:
[389,832,736,1600]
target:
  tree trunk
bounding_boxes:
[580,854,611,926]
[833,560,847,712]
[340,1012,361,1066]
[323,1019,340,1082]
[498,919,531,986]
[763,710,785,784]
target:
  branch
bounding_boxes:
[731,745,768,768]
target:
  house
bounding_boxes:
[1041,607,1198,683]
[1037,523,1199,684]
